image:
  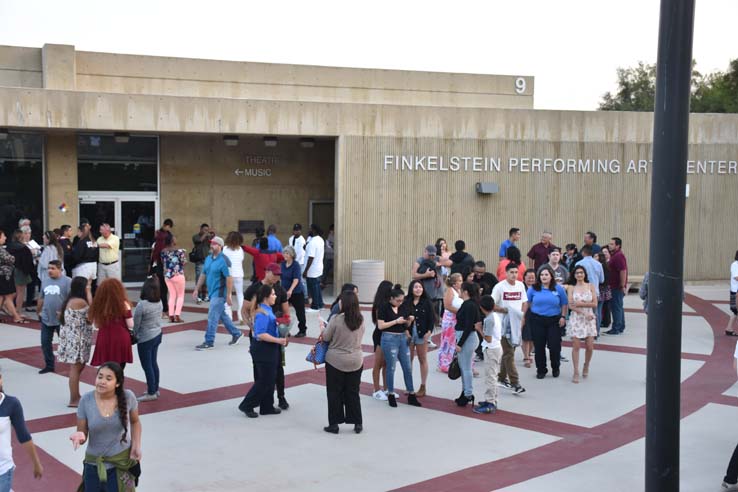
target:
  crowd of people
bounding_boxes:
[4,214,738,491]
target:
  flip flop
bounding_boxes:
[12,318,30,324]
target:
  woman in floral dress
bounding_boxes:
[566,266,598,383]
[57,276,93,407]
[437,273,463,372]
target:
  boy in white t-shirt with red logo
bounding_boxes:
[491,262,528,394]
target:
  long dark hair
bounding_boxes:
[460,282,481,304]
[60,276,89,325]
[98,362,129,444]
[567,265,590,285]
[44,230,63,260]
[340,291,363,331]
[505,246,522,266]
[534,265,557,292]
[331,283,358,310]
[256,284,274,305]
[403,279,437,324]
[371,280,394,325]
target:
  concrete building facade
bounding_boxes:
[1,44,737,285]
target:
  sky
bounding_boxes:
[1,0,736,111]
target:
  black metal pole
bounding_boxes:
[646,0,695,490]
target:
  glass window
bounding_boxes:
[77,135,158,191]
[0,133,44,241]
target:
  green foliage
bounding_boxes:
[599,59,738,113]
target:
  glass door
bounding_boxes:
[120,201,156,282]
[78,193,158,283]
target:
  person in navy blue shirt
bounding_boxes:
[527,266,569,379]
[0,364,43,489]
[238,284,289,418]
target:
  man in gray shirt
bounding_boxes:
[37,260,71,374]
[537,247,569,285]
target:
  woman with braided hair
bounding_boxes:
[70,362,142,491]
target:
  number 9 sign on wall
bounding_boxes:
[515,77,527,94]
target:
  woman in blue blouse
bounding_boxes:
[238,284,288,418]
[527,266,569,379]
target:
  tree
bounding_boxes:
[599,59,737,113]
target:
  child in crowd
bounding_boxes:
[474,295,502,414]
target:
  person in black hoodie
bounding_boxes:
[454,282,481,407]
[449,240,475,276]
[7,230,35,316]
[71,224,99,288]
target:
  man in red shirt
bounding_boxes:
[527,231,557,270]
[604,237,628,335]
[243,237,284,281]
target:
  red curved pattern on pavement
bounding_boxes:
[7,293,736,491]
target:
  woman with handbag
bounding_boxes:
[454,282,482,407]
[89,279,134,371]
[133,277,163,402]
[70,362,142,492]
[238,284,288,418]
[322,291,365,434]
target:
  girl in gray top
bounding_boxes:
[133,277,163,401]
[70,362,142,492]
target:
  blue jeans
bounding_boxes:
[381,333,414,393]
[83,463,118,492]
[137,333,162,394]
[0,466,14,492]
[307,276,323,310]
[610,289,625,333]
[41,323,59,370]
[455,331,475,397]
[205,296,242,344]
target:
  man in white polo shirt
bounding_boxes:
[303,224,325,312]
[97,223,121,281]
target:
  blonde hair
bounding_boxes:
[446,273,462,287]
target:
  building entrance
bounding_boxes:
[78,192,158,282]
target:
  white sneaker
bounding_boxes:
[137,393,158,402]
[373,390,388,401]
[722,482,738,491]
[428,339,437,348]
[305,308,319,313]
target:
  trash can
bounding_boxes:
[351,260,385,304]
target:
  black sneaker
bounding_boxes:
[552,368,560,378]
[294,330,307,338]
[278,397,290,410]
[536,373,545,379]
[324,425,339,434]
[407,394,422,407]
[38,367,54,374]
[388,393,397,407]
[511,383,526,394]
[260,407,282,416]
[229,333,243,346]
[498,379,513,390]
[241,408,258,418]
[195,342,214,350]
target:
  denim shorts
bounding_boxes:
[0,466,14,492]
[411,326,426,345]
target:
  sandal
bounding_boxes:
[726,330,738,337]
[13,318,30,324]
[524,358,532,368]
[583,364,589,378]
[572,373,580,384]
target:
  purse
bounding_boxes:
[448,355,461,380]
[129,329,138,345]
[305,340,329,366]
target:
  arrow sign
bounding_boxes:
[234,169,244,176]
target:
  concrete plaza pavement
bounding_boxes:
[2,283,738,491]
